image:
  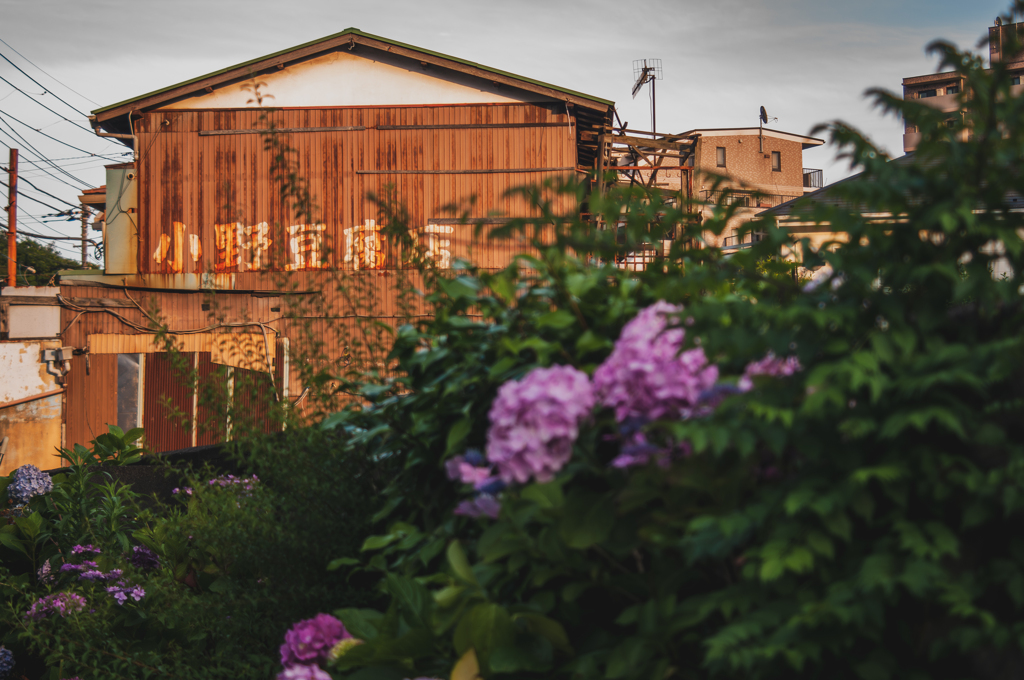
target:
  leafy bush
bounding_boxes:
[299,29,1024,680]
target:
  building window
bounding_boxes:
[771,151,781,172]
[716,147,726,167]
[1013,75,1021,85]
[945,85,960,94]
[918,89,937,98]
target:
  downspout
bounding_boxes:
[88,112,137,161]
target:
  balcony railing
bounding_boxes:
[701,190,801,209]
[803,168,823,189]
[723,232,764,248]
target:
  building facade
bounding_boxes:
[1,29,615,457]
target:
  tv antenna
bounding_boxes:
[632,59,663,133]
[758,105,777,152]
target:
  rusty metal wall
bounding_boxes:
[65,353,117,450]
[133,103,578,276]
[142,352,195,452]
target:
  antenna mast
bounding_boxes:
[632,59,663,133]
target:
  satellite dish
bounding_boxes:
[759,106,768,125]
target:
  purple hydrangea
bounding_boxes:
[737,353,802,392]
[130,545,160,571]
[25,592,87,621]
[593,301,718,423]
[486,365,594,484]
[453,494,502,519]
[71,544,101,556]
[105,583,145,605]
[280,613,351,668]
[7,465,53,505]
[445,454,494,486]
[277,666,333,680]
[0,645,13,678]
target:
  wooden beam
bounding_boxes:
[608,134,692,152]
[198,126,366,136]
[376,123,571,130]
[355,167,575,175]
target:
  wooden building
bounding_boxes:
[51,29,615,453]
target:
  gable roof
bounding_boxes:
[91,28,614,130]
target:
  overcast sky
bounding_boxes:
[0,0,1013,264]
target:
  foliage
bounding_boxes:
[0,237,94,287]
[307,25,1024,680]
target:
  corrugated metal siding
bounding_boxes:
[134,103,577,277]
[143,352,195,452]
[65,353,117,449]
[196,352,229,446]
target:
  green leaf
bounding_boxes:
[327,557,360,571]
[447,540,478,585]
[513,612,573,654]
[336,608,385,641]
[446,418,472,456]
[453,603,514,672]
[559,490,614,549]
[537,309,576,330]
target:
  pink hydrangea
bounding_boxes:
[593,301,718,422]
[277,665,333,680]
[25,592,87,621]
[280,613,351,668]
[738,353,802,392]
[486,365,595,484]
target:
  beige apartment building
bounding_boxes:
[903,18,1024,152]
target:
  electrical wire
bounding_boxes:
[0,37,99,107]
[0,109,123,161]
[0,73,94,134]
[0,120,94,188]
[1,174,81,210]
[0,46,88,116]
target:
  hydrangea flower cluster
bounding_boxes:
[593,301,718,423]
[447,450,504,519]
[0,646,13,679]
[738,353,802,392]
[130,545,160,571]
[25,592,87,621]
[7,465,53,505]
[486,365,594,485]
[36,559,55,584]
[171,487,193,496]
[105,582,145,605]
[207,473,259,494]
[278,610,350,667]
[71,544,101,555]
[278,667,332,680]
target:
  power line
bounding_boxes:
[2,173,82,210]
[0,73,95,134]
[0,109,123,161]
[0,46,87,116]
[0,121,95,188]
[0,36,99,106]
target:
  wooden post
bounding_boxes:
[5,149,16,288]
[80,204,89,267]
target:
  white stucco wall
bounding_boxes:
[163,50,544,109]
[0,340,61,404]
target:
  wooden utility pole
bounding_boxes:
[80,205,89,267]
[5,148,16,288]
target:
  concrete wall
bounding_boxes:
[0,340,63,474]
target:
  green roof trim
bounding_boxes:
[92,28,614,115]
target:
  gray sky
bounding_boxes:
[0,0,1012,264]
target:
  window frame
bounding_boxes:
[716,146,726,167]
[771,151,781,172]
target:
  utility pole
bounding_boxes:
[5,148,16,289]
[80,205,89,267]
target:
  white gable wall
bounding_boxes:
[162,50,548,109]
